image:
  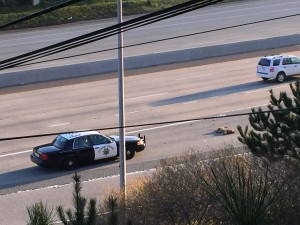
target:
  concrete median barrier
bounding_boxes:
[1,34,300,88]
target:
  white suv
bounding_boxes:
[257,55,300,83]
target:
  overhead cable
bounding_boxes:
[0,0,224,70]
[0,107,298,142]
[15,12,300,68]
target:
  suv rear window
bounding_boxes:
[273,59,280,66]
[258,58,271,66]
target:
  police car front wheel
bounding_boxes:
[126,150,135,160]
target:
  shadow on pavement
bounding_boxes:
[150,77,300,107]
[0,158,119,194]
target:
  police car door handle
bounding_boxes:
[94,147,99,150]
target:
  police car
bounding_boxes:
[30,131,146,170]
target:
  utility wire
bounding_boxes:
[0,0,219,69]
[0,107,299,142]
[15,12,300,68]
[0,0,224,70]
[0,0,84,30]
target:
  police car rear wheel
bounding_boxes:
[63,157,78,170]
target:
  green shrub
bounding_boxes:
[56,172,97,225]
[25,146,300,225]
[26,201,56,225]
[0,0,187,29]
[120,148,300,224]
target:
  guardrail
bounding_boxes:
[1,34,300,88]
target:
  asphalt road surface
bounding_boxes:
[1,0,300,223]
[1,47,300,224]
[1,0,300,71]
[1,46,300,194]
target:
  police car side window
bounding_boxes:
[272,59,280,66]
[90,135,109,145]
[74,136,92,149]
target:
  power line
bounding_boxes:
[0,0,84,30]
[15,12,300,68]
[0,107,298,142]
[0,0,219,69]
[0,0,224,70]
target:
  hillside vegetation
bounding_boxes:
[0,0,187,29]
[1,0,240,30]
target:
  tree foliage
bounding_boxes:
[201,160,288,225]
[26,201,56,225]
[238,81,300,163]
[125,153,217,225]
[56,172,97,225]
[25,149,300,225]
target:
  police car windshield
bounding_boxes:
[103,134,114,142]
[52,135,68,149]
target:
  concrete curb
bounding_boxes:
[1,34,300,88]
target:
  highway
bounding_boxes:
[1,46,300,191]
[1,46,300,224]
[1,0,300,222]
[1,0,300,71]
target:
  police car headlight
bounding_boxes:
[137,140,144,145]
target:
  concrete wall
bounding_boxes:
[1,34,300,88]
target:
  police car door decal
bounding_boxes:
[94,142,117,160]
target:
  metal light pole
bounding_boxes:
[117,0,126,195]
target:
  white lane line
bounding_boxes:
[127,111,139,114]
[126,93,167,101]
[222,104,269,114]
[139,6,300,31]
[0,103,275,158]
[115,111,139,117]
[0,149,32,158]
[126,121,194,134]
[183,101,198,104]
[3,168,156,196]
[176,74,211,81]
[126,104,270,134]
[49,123,70,127]
[2,1,299,46]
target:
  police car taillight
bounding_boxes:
[41,153,48,160]
[270,67,274,72]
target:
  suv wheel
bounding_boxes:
[276,72,286,83]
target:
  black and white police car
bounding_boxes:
[30,131,146,170]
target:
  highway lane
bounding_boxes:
[1,0,300,71]
[1,47,300,194]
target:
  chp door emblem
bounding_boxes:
[100,146,111,156]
